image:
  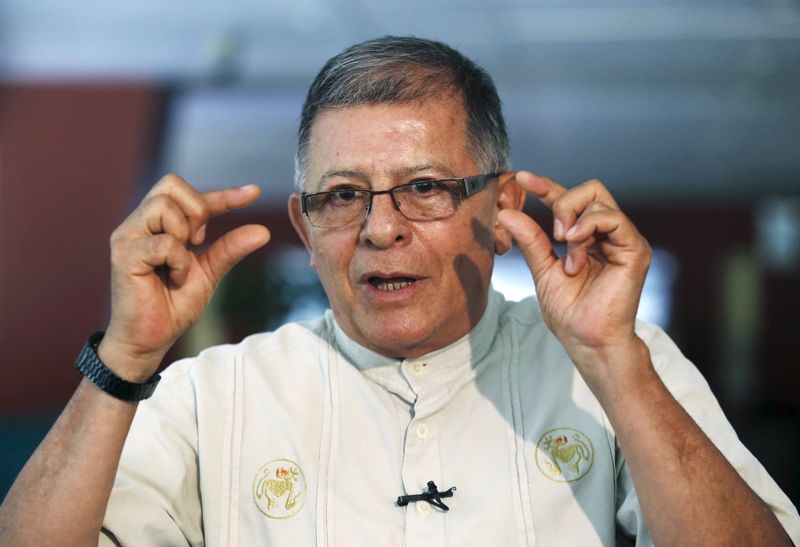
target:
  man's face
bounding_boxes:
[290,95,515,358]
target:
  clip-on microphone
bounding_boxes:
[397,481,457,512]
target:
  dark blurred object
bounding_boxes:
[217,249,327,341]
[756,197,800,274]
[0,416,54,501]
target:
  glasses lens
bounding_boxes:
[394,180,461,220]
[305,189,369,227]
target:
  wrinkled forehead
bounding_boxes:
[303,99,474,192]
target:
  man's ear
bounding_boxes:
[493,172,525,256]
[288,193,315,266]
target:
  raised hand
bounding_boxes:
[100,174,271,382]
[497,171,652,392]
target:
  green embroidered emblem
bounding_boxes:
[535,427,595,482]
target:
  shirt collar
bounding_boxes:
[328,289,504,397]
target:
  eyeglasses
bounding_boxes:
[300,173,499,229]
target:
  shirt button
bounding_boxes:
[415,423,429,439]
[411,362,425,374]
[417,500,432,516]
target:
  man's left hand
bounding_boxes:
[497,171,652,395]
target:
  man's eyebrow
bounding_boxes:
[395,163,456,178]
[316,170,370,187]
[314,163,457,189]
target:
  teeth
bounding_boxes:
[375,279,414,291]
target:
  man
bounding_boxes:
[0,36,797,546]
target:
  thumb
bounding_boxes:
[200,224,271,286]
[497,209,557,280]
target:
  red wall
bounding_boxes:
[0,83,165,413]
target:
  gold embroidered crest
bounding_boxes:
[535,428,594,482]
[252,459,307,519]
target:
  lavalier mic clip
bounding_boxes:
[397,481,457,512]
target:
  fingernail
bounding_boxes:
[566,225,578,238]
[194,224,206,242]
[554,219,564,240]
[565,254,574,273]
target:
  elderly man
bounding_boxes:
[1,37,798,546]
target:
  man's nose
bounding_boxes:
[359,192,410,248]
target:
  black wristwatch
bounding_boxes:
[75,331,161,402]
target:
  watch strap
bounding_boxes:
[75,331,161,402]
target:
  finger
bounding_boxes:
[552,179,619,241]
[560,201,613,274]
[514,171,567,208]
[564,237,594,276]
[201,184,261,217]
[140,194,192,244]
[497,209,557,280]
[145,174,212,244]
[199,224,270,287]
[565,209,629,246]
[564,209,645,267]
[146,175,261,245]
[562,205,628,275]
[129,234,194,287]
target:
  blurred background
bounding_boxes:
[1,0,798,505]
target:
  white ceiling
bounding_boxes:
[2,0,799,207]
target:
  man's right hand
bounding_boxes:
[100,174,271,382]
[0,174,270,546]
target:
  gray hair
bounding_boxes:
[294,36,509,190]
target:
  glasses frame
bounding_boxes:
[300,172,500,228]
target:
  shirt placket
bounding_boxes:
[400,358,447,547]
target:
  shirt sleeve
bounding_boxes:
[101,361,204,546]
[615,322,800,544]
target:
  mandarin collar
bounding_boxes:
[328,289,504,394]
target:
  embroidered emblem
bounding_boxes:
[252,459,307,519]
[535,428,594,482]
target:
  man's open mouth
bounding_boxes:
[368,276,418,292]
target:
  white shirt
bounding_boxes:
[102,290,800,546]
